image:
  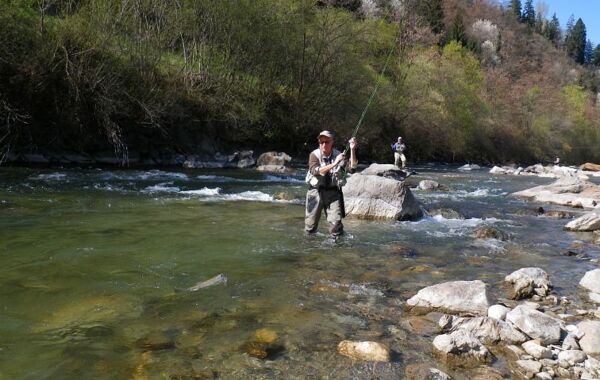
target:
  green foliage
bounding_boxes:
[511,0,521,20]
[416,0,445,35]
[565,18,587,64]
[522,0,535,27]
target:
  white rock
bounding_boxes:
[578,321,600,355]
[534,372,552,380]
[488,304,510,320]
[432,330,491,366]
[522,340,553,359]
[337,340,390,362]
[439,315,527,344]
[505,268,552,299]
[516,359,542,374]
[580,269,600,294]
[565,209,600,231]
[563,333,581,350]
[557,350,587,365]
[506,305,563,345]
[406,280,490,315]
[418,180,440,190]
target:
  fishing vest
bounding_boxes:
[305,148,344,189]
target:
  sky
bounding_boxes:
[540,0,600,47]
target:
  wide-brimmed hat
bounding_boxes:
[317,130,334,139]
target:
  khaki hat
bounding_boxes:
[317,130,334,139]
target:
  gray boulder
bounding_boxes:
[343,171,422,220]
[505,267,552,299]
[578,321,600,355]
[511,176,600,209]
[406,280,489,316]
[418,180,440,191]
[580,269,600,294]
[256,151,291,166]
[360,163,408,181]
[439,315,528,345]
[505,305,563,345]
[433,330,492,367]
[565,209,600,231]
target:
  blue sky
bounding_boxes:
[540,0,600,46]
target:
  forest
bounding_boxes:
[1,0,599,164]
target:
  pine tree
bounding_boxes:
[565,18,587,64]
[565,14,575,38]
[522,0,535,27]
[544,13,561,46]
[448,14,467,46]
[584,39,594,65]
[511,0,522,20]
[593,44,600,66]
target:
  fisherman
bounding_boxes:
[305,130,358,238]
[391,136,406,168]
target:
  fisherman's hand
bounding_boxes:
[349,137,357,150]
[333,153,345,165]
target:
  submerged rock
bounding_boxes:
[427,208,465,220]
[404,364,452,380]
[472,226,510,241]
[406,280,490,316]
[337,340,390,362]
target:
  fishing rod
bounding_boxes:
[334,40,397,181]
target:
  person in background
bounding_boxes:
[391,136,406,168]
[304,130,358,238]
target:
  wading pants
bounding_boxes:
[394,152,406,168]
[304,187,344,236]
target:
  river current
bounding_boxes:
[0,165,598,379]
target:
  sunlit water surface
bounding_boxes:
[1,165,599,379]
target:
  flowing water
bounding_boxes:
[1,165,599,379]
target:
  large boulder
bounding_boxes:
[580,269,600,295]
[505,305,563,345]
[406,280,490,316]
[565,209,600,232]
[581,163,600,172]
[578,321,600,355]
[432,330,492,367]
[439,315,528,344]
[256,152,292,173]
[511,176,600,209]
[359,163,408,181]
[343,169,422,220]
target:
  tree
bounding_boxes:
[565,14,575,40]
[544,13,560,46]
[510,0,521,20]
[565,18,586,64]
[593,44,600,66]
[522,0,535,27]
[416,0,445,35]
[584,39,594,65]
[448,14,467,46]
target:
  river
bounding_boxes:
[0,165,598,379]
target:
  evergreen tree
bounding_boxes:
[566,18,587,64]
[593,44,600,66]
[544,13,560,46]
[584,39,594,65]
[448,13,467,46]
[417,0,445,34]
[511,0,522,20]
[565,14,575,39]
[522,0,535,27]
[534,12,544,34]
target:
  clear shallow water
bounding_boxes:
[0,165,599,379]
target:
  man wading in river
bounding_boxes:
[305,130,358,238]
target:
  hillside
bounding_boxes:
[0,0,599,165]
